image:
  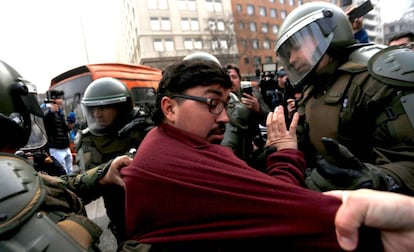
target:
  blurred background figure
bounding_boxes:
[388,31,414,49]
[41,90,73,174]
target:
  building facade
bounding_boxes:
[383,5,414,44]
[118,0,238,70]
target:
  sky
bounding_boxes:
[0,0,118,93]
[380,0,413,23]
[0,0,411,93]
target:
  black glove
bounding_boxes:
[305,137,389,192]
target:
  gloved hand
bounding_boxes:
[305,137,389,192]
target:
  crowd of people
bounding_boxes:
[1,1,414,251]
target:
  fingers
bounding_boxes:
[112,155,132,169]
[100,155,132,187]
[266,106,297,150]
[324,190,361,251]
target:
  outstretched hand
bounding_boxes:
[99,155,132,187]
[324,189,414,252]
[265,106,299,150]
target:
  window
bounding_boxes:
[178,0,196,10]
[165,39,174,51]
[147,0,168,9]
[190,18,199,30]
[194,39,202,49]
[239,22,245,30]
[161,18,171,30]
[259,7,266,17]
[217,19,225,31]
[281,10,287,19]
[150,17,160,30]
[153,39,163,51]
[236,4,242,12]
[244,57,250,65]
[263,39,270,49]
[247,5,255,15]
[289,0,294,6]
[208,19,216,30]
[249,22,257,32]
[279,0,285,4]
[181,18,190,30]
[150,17,171,31]
[206,0,223,12]
[184,38,202,50]
[252,39,259,49]
[181,18,199,31]
[211,39,228,50]
[209,19,225,31]
[265,56,273,63]
[220,40,228,49]
[270,9,277,18]
[153,39,175,52]
[241,39,247,48]
[254,56,262,66]
[272,24,279,34]
[261,23,269,33]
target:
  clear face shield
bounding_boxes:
[20,114,48,151]
[81,98,125,136]
[19,83,48,151]
[275,12,335,86]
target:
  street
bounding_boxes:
[85,197,118,252]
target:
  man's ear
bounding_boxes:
[161,96,176,122]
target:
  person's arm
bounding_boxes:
[63,155,131,203]
[325,189,414,251]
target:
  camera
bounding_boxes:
[241,81,253,96]
[45,90,64,104]
[257,63,278,109]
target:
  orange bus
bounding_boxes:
[49,63,162,123]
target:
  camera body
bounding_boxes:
[44,90,64,104]
[241,81,253,96]
[257,63,279,109]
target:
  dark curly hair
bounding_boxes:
[152,59,232,125]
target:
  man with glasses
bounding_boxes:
[119,59,385,251]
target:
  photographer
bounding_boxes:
[42,90,73,174]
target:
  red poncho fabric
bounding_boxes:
[122,123,343,250]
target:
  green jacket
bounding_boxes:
[299,50,414,195]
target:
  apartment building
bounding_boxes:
[118,0,238,70]
[229,0,299,78]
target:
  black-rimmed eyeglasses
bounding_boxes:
[171,94,228,115]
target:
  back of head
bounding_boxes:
[152,59,232,125]
[275,1,355,85]
[81,77,133,135]
[0,60,46,151]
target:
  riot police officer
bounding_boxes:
[274,2,414,194]
[0,60,131,251]
[76,77,153,245]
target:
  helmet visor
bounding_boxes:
[82,104,119,136]
[276,22,333,86]
[20,114,48,151]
